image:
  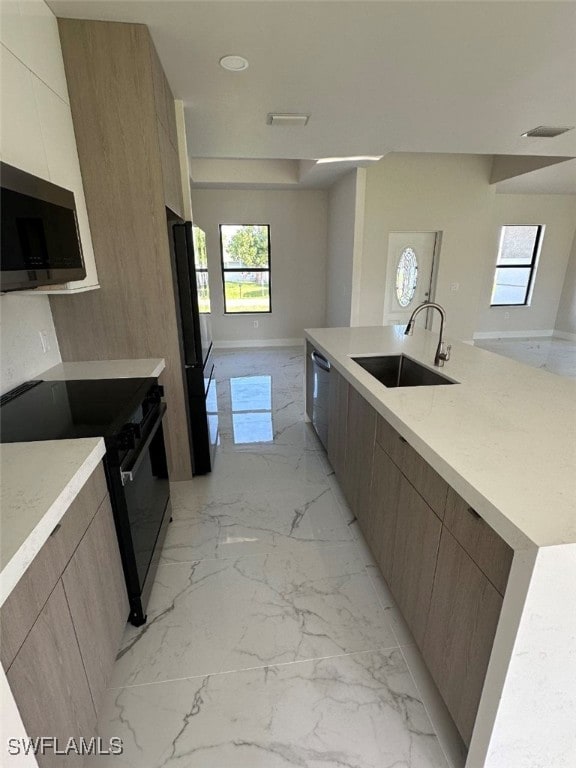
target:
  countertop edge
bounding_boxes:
[0,438,106,607]
[39,358,166,381]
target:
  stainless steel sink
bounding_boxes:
[351,355,456,388]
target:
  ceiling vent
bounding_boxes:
[521,125,574,138]
[267,113,310,127]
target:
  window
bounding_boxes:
[490,225,543,306]
[193,226,210,313]
[219,224,271,313]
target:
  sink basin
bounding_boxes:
[352,355,456,388]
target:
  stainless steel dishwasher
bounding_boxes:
[309,348,331,449]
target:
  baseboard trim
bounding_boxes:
[553,330,576,342]
[213,338,303,349]
[473,330,554,340]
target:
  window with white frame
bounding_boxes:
[490,225,543,306]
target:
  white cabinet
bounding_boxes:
[0,46,49,178]
[0,0,99,293]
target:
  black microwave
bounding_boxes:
[1,162,86,291]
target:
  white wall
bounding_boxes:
[555,230,576,338]
[191,189,328,344]
[360,153,495,340]
[326,169,366,327]
[476,194,576,335]
[359,153,576,340]
[0,295,61,392]
[0,0,96,392]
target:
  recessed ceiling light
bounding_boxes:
[267,113,310,127]
[521,126,574,138]
[316,156,383,164]
[219,55,249,72]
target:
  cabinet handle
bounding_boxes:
[50,523,61,537]
[467,506,481,520]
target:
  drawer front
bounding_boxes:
[0,463,108,670]
[401,442,448,521]
[444,488,513,595]
[376,415,448,519]
[375,414,404,466]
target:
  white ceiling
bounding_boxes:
[48,0,576,171]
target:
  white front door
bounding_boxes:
[383,232,438,327]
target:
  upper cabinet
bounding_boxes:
[0,0,99,292]
[150,39,184,217]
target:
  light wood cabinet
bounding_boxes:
[376,414,448,519]
[62,496,129,714]
[345,387,377,523]
[389,477,442,647]
[365,443,402,584]
[2,464,128,760]
[423,528,504,745]
[50,20,191,479]
[158,120,183,216]
[0,465,107,670]
[327,367,349,491]
[308,353,511,748]
[6,582,96,768]
[444,487,512,595]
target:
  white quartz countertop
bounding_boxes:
[0,438,105,606]
[40,358,165,381]
[305,326,576,551]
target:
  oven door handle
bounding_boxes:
[120,403,167,486]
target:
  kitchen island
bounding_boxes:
[305,325,576,768]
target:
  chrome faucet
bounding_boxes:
[404,302,452,367]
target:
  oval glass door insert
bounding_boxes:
[395,247,418,307]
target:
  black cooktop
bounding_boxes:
[0,377,155,444]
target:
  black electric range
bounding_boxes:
[0,377,171,626]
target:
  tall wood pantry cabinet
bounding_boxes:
[49,19,191,480]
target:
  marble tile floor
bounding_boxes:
[92,347,467,768]
[474,336,576,378]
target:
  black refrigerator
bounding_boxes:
[172,221,218,474]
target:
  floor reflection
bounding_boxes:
[229,374,274,444]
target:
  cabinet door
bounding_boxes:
[6,582,96,768]
[1,464,107,670]
[422,528,504,745]
[62,495,129,715]
[159,119,183,216]
[366,443,402,584]
[327,368,349,488]
[346,388,377,524]
[389,477,442,647]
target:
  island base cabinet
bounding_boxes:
[422,528,504,745]
[327,368,349,492]
[6,582,96,768]
[364,443,402,585]
[389,477,442,647]
[345,387,377,525]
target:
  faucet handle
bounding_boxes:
[435,342,451,366]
